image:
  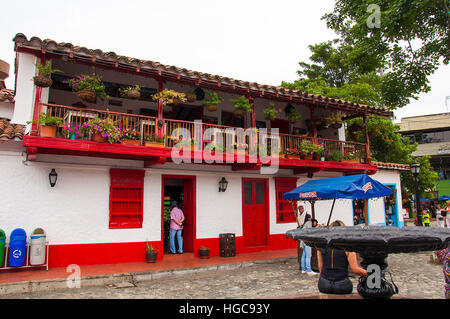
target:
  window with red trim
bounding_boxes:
[109,169,145,229]
[275,178,298,223]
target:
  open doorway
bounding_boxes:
[161,175,196,255]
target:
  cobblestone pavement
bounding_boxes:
[3,252,446,299]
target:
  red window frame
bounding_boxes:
[275,177,298,223]
[109,169,145,229]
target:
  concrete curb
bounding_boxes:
[0,256,295,295]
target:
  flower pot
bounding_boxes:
[92,132,107,143]
[126,89,140,100]
[146,252,157,263]
[39,125,57,138]
[199,248,210,259]
[33,75,53,88]
[70,134,77,140]
[288,117,299,124]
[286,154,298,159]
[76,89,96,103]
[233,109,246,118]
[343,159,360,164]
[186,93,197,102]
[331,123,343,129]
[145,141,165,148]
[364,157,372,165]
[369,131,377,137]
[304,154,313,160]
[206,104,218,112]
[121,140,141,146]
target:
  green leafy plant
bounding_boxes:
[286,107,301,122]
[146,243,157,253]
[204,142,225,152]
[152,89,187,105]
[62,122,88,139]
[36,61,63,77]
[145,133,165,143]
[118,85,140,96]
[230,96,252,112]
[66,74,108,99]
[300,142,324,155]
[199,246,209,251]
[325,112,344,127]
[203,90,223,106]
[263,103,278,120]
[84,117,122,143]
[27,113,63,126]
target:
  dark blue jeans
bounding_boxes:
[318,275,353,294]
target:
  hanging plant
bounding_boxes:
[152,88,187,106]
[286,107,301,123]
[194,87,205,100]
[230,96,251,118]
[203,90,224,112]
[66,74,108,103]
[119,85,141,99]
[33,61,63,88]
[263,103,278,121]
[186,91,197,102]
[325,112,345,128]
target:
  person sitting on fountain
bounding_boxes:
[316,220,368,295]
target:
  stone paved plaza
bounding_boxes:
[3,251,446,299]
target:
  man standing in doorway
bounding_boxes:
[169,201,185,254]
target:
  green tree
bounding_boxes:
[323,0,450,109]
[400,156,439,198]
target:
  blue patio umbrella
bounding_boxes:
[438,196,450,201]
[283,174,393,226]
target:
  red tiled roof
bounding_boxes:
[0,119,25,140]
[12,33,392,117]
[373,161,410,171]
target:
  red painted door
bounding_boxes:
[242,179,268,248]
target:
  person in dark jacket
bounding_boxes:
[316,220,367,294]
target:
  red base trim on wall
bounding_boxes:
[47,234,296,267]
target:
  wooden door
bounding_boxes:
[242,179,268,248]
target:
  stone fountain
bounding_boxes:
[286,225,450,298]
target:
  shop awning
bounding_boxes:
[283,174,392,201]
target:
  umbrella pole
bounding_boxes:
[363,199,369,226]
[310,199,316,220]
[326,198,336,226]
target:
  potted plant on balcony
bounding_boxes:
[286,107,301,124]
[121,128,141,146]
[328,150,344,162]
[233,142,248,155]
[285,148,300,159]
[119,85,141,100]
[33,61,63,88]
[27,113,63,138]
[300,142,324,160]
[263,103,278,121]
[199,246,210,259]
[152,89,187,106]
[84,117,122,144]
[203,90,223,112]
[230,96,251,118]
[204,142,225,155]
[66,74,108,103]
[144,133,165,147]
[146,243,158,263]
[62,122,87,140]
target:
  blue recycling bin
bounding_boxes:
[8,228,27,267]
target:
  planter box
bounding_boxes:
[92,132,107,143]
[145,142,165,148]
[146,252,157,263]
[199,249,210,259]
[342,159,360,164]
[122,140,141,146]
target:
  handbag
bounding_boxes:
[357,270,398,299]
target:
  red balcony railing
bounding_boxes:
[37,103,368,162]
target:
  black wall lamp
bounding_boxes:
[218,177,228,192]
[49,168,58,187]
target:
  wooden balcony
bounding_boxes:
[23,103,377,174]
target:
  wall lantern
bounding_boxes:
[218,177,228,192]
[49,168,58,187]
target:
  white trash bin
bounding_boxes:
[30,228,46,265]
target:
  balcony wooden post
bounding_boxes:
[250,96,256,128]
[310,106,318,144]
[31,56,47,136]
[363,114,371,162]
[157,80,164,138]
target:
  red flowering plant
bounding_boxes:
[122,128,141,141]
[285,148,300,157]
[84,117,122,143]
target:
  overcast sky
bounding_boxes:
[1,1,448,121]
